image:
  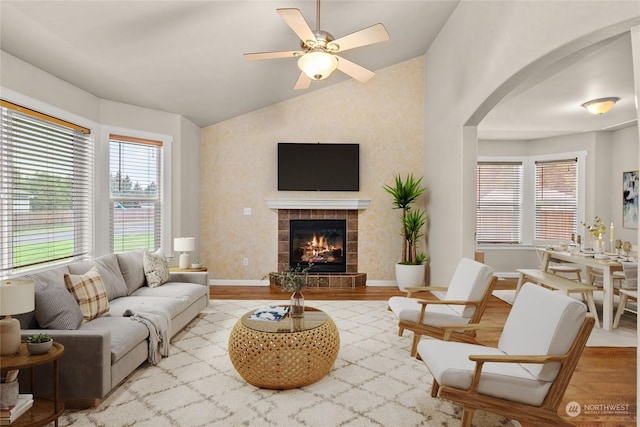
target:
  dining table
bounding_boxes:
[538,248,625,331]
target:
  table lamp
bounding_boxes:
[0,280,35,355]
[174,237,195,269]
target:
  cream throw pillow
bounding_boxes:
[64,266,109,323]
[143,249,170,288]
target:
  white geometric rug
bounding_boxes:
[493,290,637,347]
[60,300,520,427]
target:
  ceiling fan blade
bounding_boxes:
[294,72,312,90]
[337,56,375,83]
[244,51,301,62]
[277,8,317,44]
[330,23,390,53]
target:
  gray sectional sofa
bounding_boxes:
[15,250,209,407]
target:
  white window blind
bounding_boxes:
[0,100,93,276]
[109,134,162,253]
[535,158,577,240]
[476,162,523,244]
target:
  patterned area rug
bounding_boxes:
[60,300,520,427]
[492,290,637,347]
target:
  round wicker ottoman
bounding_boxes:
[228,306,340,389]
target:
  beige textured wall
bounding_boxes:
[201,57,425,282]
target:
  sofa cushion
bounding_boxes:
[34,283,83,330]
[143,249,169,288]
[78,316,150,364]
[116,250,147,294]
[68,254,128,300]
[107,295,189,322]
[130,282,208,302]
[64,267,110,323]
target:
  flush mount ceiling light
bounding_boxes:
[581,97,620,115]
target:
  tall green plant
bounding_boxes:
[383,174,427,263]
[402,209,427,264]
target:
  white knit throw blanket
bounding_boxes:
[123,308,171,365]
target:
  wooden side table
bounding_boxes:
[169,267,209,286]
[0,342,64,426]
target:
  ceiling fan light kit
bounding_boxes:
[581,97,620,115]
[298,51,338,80]
[244,0,389,89]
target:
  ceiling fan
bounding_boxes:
[244,0,390,90]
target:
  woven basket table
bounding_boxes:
[228,306,340,389]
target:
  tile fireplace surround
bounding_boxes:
[277,209,365,289]
[269,198,370,289]
[278,209,358,273]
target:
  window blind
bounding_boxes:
[109,134,162,253]
[0,101,93,276]
[476,162,523,244]
[535,158,577,240]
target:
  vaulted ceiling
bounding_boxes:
[1,1,636,138]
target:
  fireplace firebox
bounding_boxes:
[289,219,346,273]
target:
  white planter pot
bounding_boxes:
[395,263,426,291]
[27,340,53,355]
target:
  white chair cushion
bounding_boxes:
[388,296,471,327]
[499,283,586,381]
[445,258,494,317]
[418,340,553,406]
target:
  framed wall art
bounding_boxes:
[622,170,638,229]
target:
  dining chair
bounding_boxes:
[387,257,497,357]
[613,262,638,328]
[418,282,594,427]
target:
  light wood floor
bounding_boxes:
[210,285,637,427]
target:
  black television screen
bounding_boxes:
[278,143,359,191]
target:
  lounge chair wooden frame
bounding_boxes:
[396,276,498,357]
[430,315,595,427]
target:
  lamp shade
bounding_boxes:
[581,97,619,115]
[0,280,34,316]
[298,51,339,81]
[174,237,195,252]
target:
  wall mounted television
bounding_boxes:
[278,143,360,191]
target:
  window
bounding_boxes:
[109,134,163,253]
[0,100,93,276]
[535,159,577,240]
[476,162,523,244]
[477,154,582,246]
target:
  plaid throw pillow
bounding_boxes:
[64,266,109,323]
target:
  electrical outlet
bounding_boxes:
[244,208,251,215]
[243,257,249,266]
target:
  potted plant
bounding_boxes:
[191,256,202,269]
[26,333,53,354]
[265,264,314,318]
[383,174,429,290]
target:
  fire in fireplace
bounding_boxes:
[289,219,346,273]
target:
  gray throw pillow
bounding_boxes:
[116,249,146,294]
[35,283,83,330]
